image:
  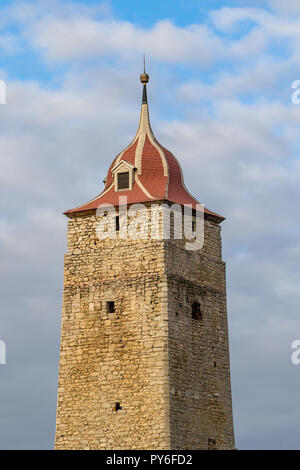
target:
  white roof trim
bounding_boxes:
[111,159,136,172]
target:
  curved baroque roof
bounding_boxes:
[65,78,224,222]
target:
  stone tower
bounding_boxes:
[55,71,235,450]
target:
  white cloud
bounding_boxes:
[3,1,300,69]
[25,16,223,65]
[11,1,300,72]
[266,0,300,13]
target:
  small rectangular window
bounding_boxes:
[117,172,129,190]
[115,216,120,232]
[192,302,202,320]
[107,301,115,313]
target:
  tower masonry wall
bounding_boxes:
[55,205,234,449]
[164,220,235,449]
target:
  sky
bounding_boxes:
[0,0,300,450]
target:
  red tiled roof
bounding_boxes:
[65,84,224,222]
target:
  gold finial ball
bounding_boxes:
[140,73,149,84]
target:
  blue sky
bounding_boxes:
[1,0,300,450]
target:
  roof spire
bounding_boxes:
[140,55,149,104]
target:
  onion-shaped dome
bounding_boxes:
[65,73,223,222]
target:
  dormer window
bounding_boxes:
[112,160,135,192]
[117,172,129,190]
